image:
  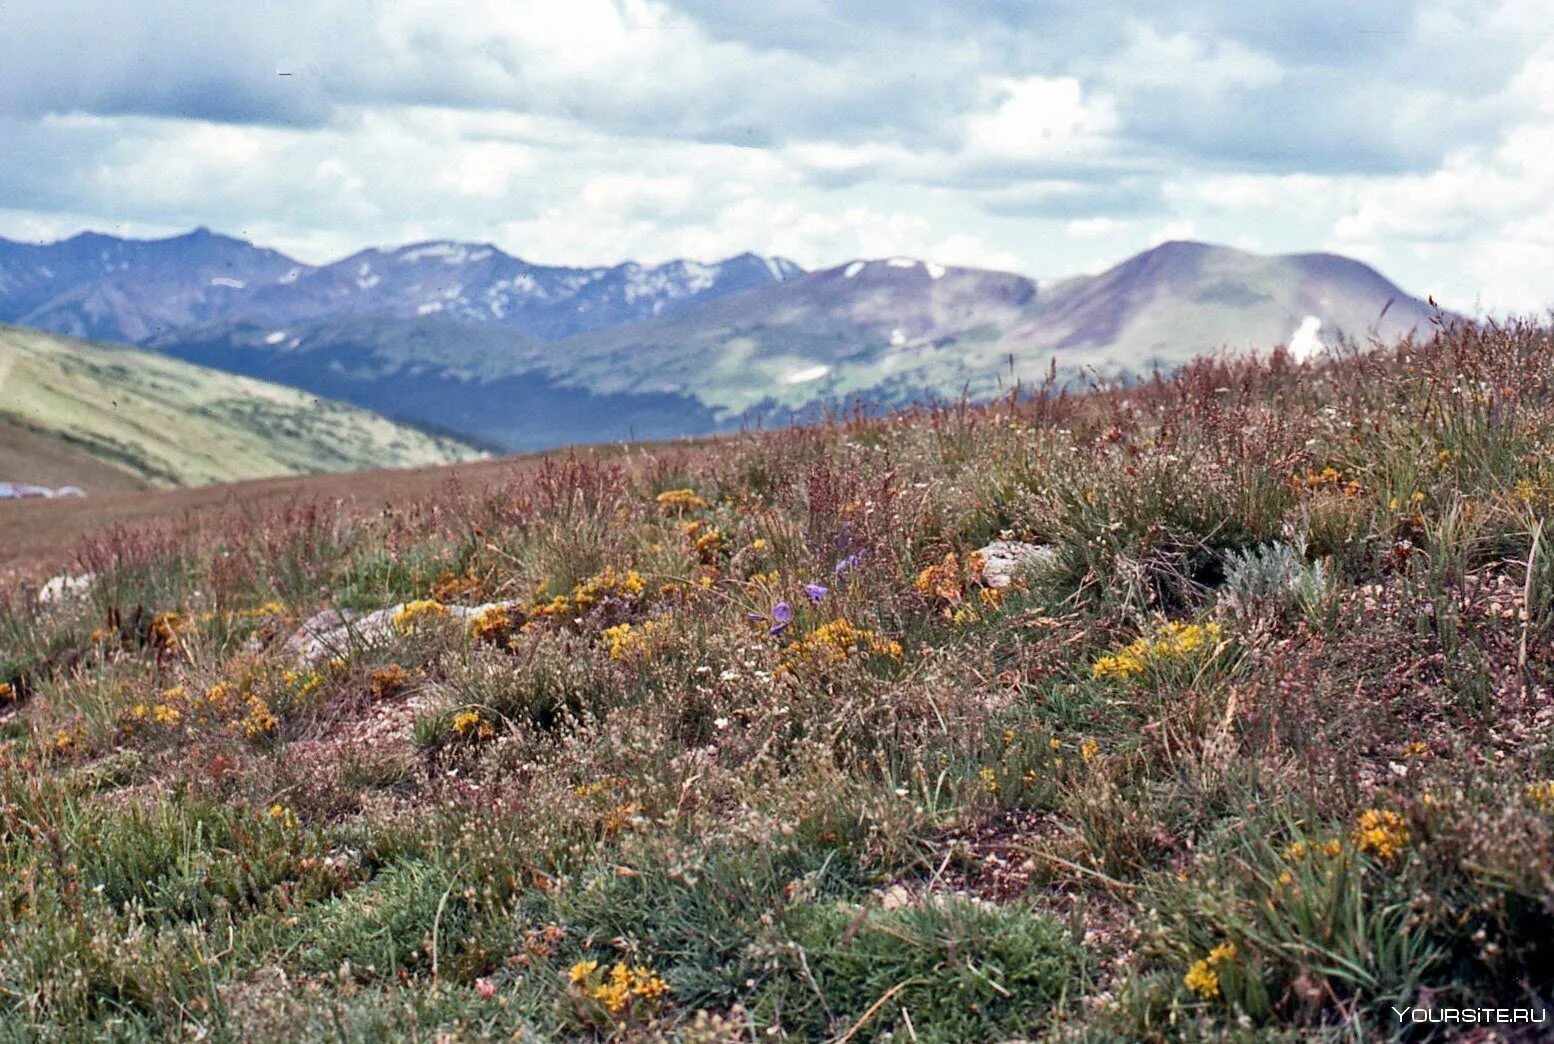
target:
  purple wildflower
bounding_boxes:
[803,583,829,604]
[769,600,793,635]
[834,550,866,576]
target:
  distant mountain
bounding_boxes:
[0,229,295,342]
[146,241,1441,451]
[234,244,803,339]
[0,227,1442,452]
[511,243,1437,416]
[0,230,803,345]
[1006,240,1437,375]
[535,257,1042,415]
[0,323,485,490]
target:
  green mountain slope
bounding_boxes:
[0,323,486,490]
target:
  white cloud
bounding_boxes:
[963,76,1117,162]
[1149,220,1197,245]
[1328,37,1554,312]
[1066,217,1126,240]
[1109,22,1284,90]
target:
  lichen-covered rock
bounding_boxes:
[974,541,1057,589]
[284,601,522,665]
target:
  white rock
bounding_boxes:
[38,572,95,605]
[974,541,1057,589]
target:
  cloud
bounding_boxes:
[0,0,1545,310]
[1066,217,1127,240]
[962,76,1118,162]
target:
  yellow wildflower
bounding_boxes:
[391,599,448,634]
[532,594,573,619]
[570,960,670,1019]
[1526,780,1554,812]
[451,709,495,740]
[1184,941,1237,999]
[914,551,967,604]
[566,566,648,611]
[368,665,412,699]
[602,621,657,662]
[1352,808,1410,860]
[469,605,514,643]
[979,766,1000,794]
[689,529,726,561]
[148,611,188,651]
[656,488,707,513]
[240,695,279,738]
[1092,620,1223,681]
[778,619,903,673]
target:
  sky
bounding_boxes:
[0,0,1550,313]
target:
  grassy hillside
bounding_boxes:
[2,319,1552,1040]
[0,323,485,489]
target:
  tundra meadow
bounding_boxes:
[2,320,1552,1041]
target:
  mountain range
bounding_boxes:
[0,229,802,344]
[0,230,1441,451]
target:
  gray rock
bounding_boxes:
[974,541,1057,589]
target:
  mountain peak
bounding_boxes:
[62,230,120,246]
[825,256,952,281]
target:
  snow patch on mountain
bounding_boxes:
[397,242,491,265]
[623,260,719,303]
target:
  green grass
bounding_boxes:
[0,320,1552,1040]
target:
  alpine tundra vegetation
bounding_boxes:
[2,319,1553,1041]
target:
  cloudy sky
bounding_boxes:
[1,0,1549,312]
